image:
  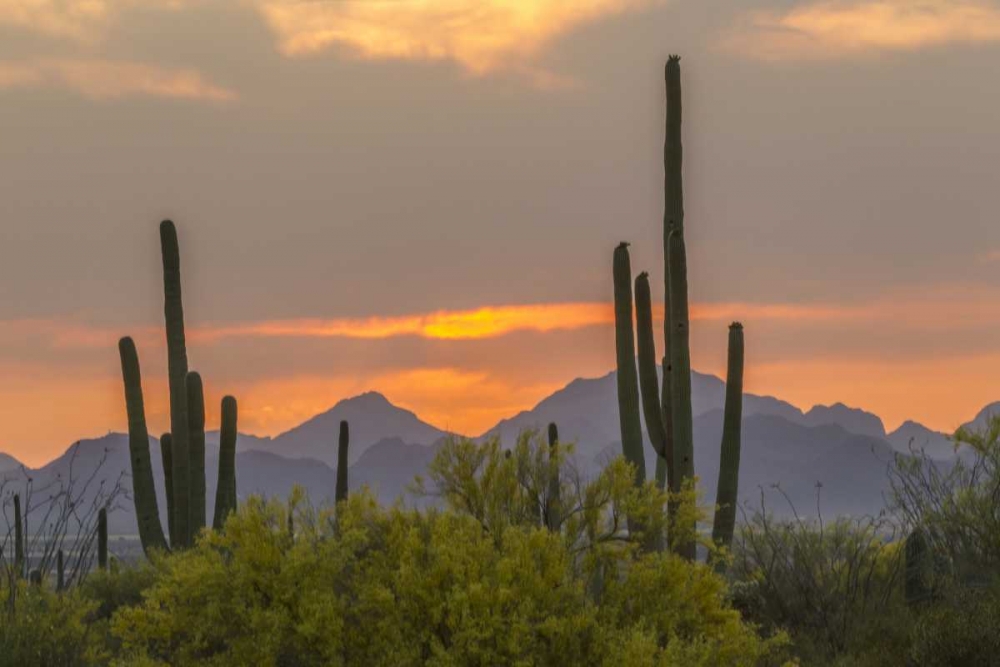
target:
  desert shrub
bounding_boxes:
[0,583,106,667]
[730,489,904,665]
[112,436,786,666]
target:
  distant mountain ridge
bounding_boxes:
[3,367,992,535]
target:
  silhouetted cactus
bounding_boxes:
[186,371,207,537]
[118,337,168,554]
[56,549,64,592]
[213,396,238,530]
[906,528,933,606]
[635,272,670,490]
[667,230,694,497]
[29,569,41,586]
[161,220,192,548]
[711,323,744,569]
[546,423,561,532]
[336,421,349,503]
[160,433,175,544]
[613,242,646,486]
[13,493,23,578]
[97,507,108,571]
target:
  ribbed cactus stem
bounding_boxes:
[13,493,24,578]
[160,220,191,549]
[118,337,168,554]
[711,323,744,570]
[97,507,108,571]
[335,420,349,503]
[667,229,695,560]
[635,272,670,490]
[186,371,207,538]
[906,528,932,606]
[29,569,41,586]
[56,549,65,592]
[661,55,682,489]
[613,242,646,486]
[213,396,239,530]
[160,433,175,545]
[546,423,560,532]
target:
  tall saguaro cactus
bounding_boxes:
[56,549,65,592]
[213,396,239,530]
[711,323,744,566]
[13,493,24,578]
[161,220,192,548]
[635,272,670,490]
[118,337,168,554]
[613,243,646,485]
[186,372,207,536]
[336,420,350,503]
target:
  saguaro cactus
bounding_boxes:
[711,323,744,568]
[635,272,670,490]
[336,420,350,503]
[186,372,207,537]
[660,55,683,478]
[213,396,239,530]
[161,220,192,548]
[546,423,561,532]
[97,507,108,571]
[13,493,24,578]
[613,243,646,485]
[118,337,168,554]
[56,549,65,592]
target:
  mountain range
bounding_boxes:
[2,367,990,536]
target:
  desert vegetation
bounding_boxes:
[2,56,997,666]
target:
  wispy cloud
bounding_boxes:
[723,0,1000,61]
[255,0,663,83]
[0,0,193,42]
[0,58,236,100]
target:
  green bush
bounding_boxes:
[0,583,106,667]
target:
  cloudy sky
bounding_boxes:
[2,0,999,465]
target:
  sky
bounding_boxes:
[1,0,1000,466]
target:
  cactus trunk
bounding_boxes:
[613,243,646,486]
[213,396,239,530]
[336,420,350,503]
[13,493,24,578]
[661,55,683,497]
[118,337,168,554]
[97,507,108,571]
[635,272,669,490]
[711,323,744,570]
[56,549,65,592]
[160,220,191,548]
[906,528,932,606]
[186,372,207,538]
[160,433,175,545]
[546,423,560,532]
[667,230,696,560]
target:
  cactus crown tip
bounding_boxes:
[637,270,649,279]
[730,321,743,330]
[617,241,630,249]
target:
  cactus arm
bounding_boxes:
[160,220,191,548]
[667,230,696,560]
[635,272,670,491]
[97,507,108,571]
[711,323,745,569]
[213,396,238,530]
[160,433,175,546]
[336,420,349,503]
[118,337,168,554]
[613,243,647,486]
[186,372,207,538]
